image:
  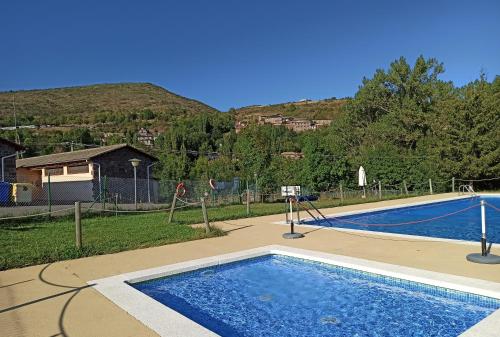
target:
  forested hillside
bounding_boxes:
[233,98,347,121]
[0,82,218,127]
[154,56,499,192]
[1,56,498,192]
[0,82,219,155]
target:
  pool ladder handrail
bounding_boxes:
[458,184,476,196]
[296,197,337,227]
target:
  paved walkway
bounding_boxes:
[1,193,499,336]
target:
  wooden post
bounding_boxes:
[75,202,82,248]
[47,173,52,217]
[429,178,433,195]
[340,183,344,204]
[200,197,210,234]
[168,194,177,224]
[403,180,409,195]
[452,177,455,193]
[103,176,107,210]
[246,181,250,216]
[378,181,382,199]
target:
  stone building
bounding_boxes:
[17,144,158,203]
[281,152,304,160]
[0,138,24,183]
[285,119,315,132]
[137,128,155,146]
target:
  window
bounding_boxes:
[45,167,63,176]
[67,164,89,174]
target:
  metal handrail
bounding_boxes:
[458,184,475,196]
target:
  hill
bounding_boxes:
[233,98,348,121]
[0,83,219,127]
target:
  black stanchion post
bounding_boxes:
[466,200,500,264]
[282,197,304,239]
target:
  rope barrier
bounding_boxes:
[176,197,202,206]
[0,206,75,221]
[88,202,199,214]
[299,201,480,228]
[94,208,171,214]
[328,204,480,227]
[485,202,500,213]
[455,177,500,182]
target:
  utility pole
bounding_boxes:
[12,94,20,145]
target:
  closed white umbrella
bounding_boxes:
[358,166,367,198]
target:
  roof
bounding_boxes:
[0,138,25,151]
[17,144,157,169]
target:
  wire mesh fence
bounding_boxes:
[0,175,498,219]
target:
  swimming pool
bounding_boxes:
[131,252,500,337]
[303,195,500,243]
[91,246,500,337]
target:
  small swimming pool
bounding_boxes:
[132,254,500,337]
[303,196,500,243]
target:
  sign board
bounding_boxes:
[281,186,301,197]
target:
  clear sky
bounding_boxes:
[1,0,499,111]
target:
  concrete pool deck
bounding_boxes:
[1,193,500,337]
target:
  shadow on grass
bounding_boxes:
[1,225,43,231]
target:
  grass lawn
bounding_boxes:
[0,194,411,270]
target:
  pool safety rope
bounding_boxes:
[92,200,201,214]
[0,206,75,221]
[485,202,500,213]
[175,197,202,207]
[297,199,481,228]
[455,177,500,182]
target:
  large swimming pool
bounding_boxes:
[132,254,500,337]
[303,196,500,243]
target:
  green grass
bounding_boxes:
[0,194,413,270]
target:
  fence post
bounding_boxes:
[246,181,250,216]
[168,194,177,224]
[429,178,433,195]
[102,176,107,210]
[452,177,455,193]
[378,181,382,199]
[115,194,118,217]
[47,172,52,217]
[200,197,211,234]
[403,180,409,196]
[75,201,82,248]
[340,183,344,204]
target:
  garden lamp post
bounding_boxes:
[129,158,141,209]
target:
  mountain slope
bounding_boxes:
[233,98,348,121]
[0,83,218,127]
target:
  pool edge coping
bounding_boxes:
[89,245,500,337]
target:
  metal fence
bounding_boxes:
[0,175,498,219]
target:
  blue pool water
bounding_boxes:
[305,196,500,243]
[132,255,500,337]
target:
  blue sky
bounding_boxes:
[1,0,499,111]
